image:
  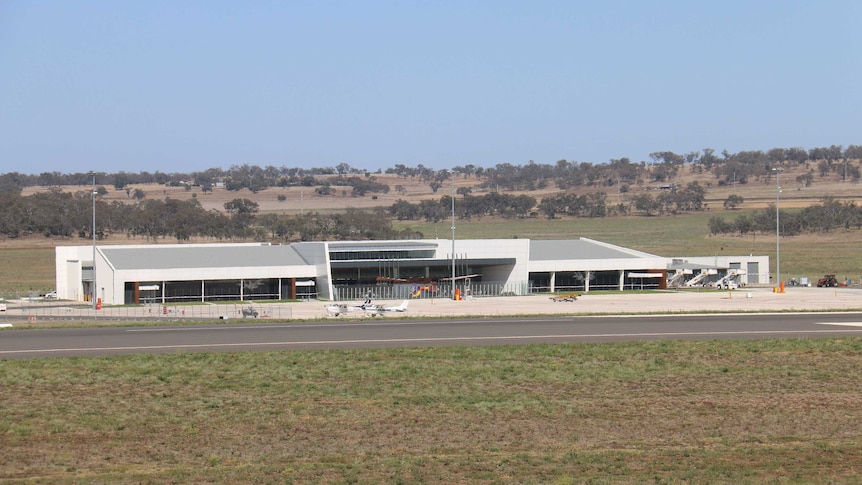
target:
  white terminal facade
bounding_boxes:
[55,238,769,305]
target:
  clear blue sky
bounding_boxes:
[2,1,859,175]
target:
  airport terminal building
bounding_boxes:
[55,238,769,305]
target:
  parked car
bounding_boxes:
[44,291,58,299]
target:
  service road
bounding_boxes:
[3,312,862,359]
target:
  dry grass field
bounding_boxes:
[3,339,862,483]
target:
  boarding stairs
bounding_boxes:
[667,271,686,288]
[710,269,747,289]
[684,271,708,287]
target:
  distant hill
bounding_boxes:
[20,165,861,216]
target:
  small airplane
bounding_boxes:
[366,300,409,316]
[324,299,373,317]
[324,299,409,317]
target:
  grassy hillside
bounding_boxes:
[0,243,58,296]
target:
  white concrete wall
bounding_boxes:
[676,255,770,285]
[55,246,90,301]
[293,242,335,299]
[529,256,669,273]
[56,241,771,305]
[438,239,530,290]
[59,244,322,305]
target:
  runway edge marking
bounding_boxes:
[815,322,862,327]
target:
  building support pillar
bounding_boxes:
[550,271,556,293]
[287,277,296,300]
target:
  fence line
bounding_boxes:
[334,282,529,301]
[0,303,294,322]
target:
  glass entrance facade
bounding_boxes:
[123,278,315,304]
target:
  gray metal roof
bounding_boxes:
[101,244,309,270]
[529,239,657,261]
[330,257,516,269]
[667,261,717,271]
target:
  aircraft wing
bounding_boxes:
[325,303,367,316]
[377,300,409,313]
[328,300,405,317]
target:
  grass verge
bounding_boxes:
[3,338,862,483]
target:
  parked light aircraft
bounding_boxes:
[324,299,409,317]
[368,300,409,316]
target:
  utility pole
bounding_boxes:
[91,172,97,310]
[773,167,782,292]
[451,171,456,299]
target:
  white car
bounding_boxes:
[44,291,58,299]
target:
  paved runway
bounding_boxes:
[2,287,861,359]
[3,311,862,359]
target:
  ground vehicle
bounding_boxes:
[711,269,745,290]
[715,281,738,290]
[816,274,839,287]
[44,291,57,299]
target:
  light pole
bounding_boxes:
[773,167,782,292]
[91,172,97,310]
[450,171,456,299]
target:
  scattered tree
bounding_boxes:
[723,194,744,210]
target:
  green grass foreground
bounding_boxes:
[3,339,862,483]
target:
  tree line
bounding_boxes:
[3,144,859,196]
[1,183,856,244]
[708,197,862,236]
[0,189,420,242]
[387,182,708,221]
[0,183,709,242]
[388,193,539,222]
[2,143,860,242]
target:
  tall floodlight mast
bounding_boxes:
[773,166,782,291]
[451,171,456,299]
[91,172,97,310]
